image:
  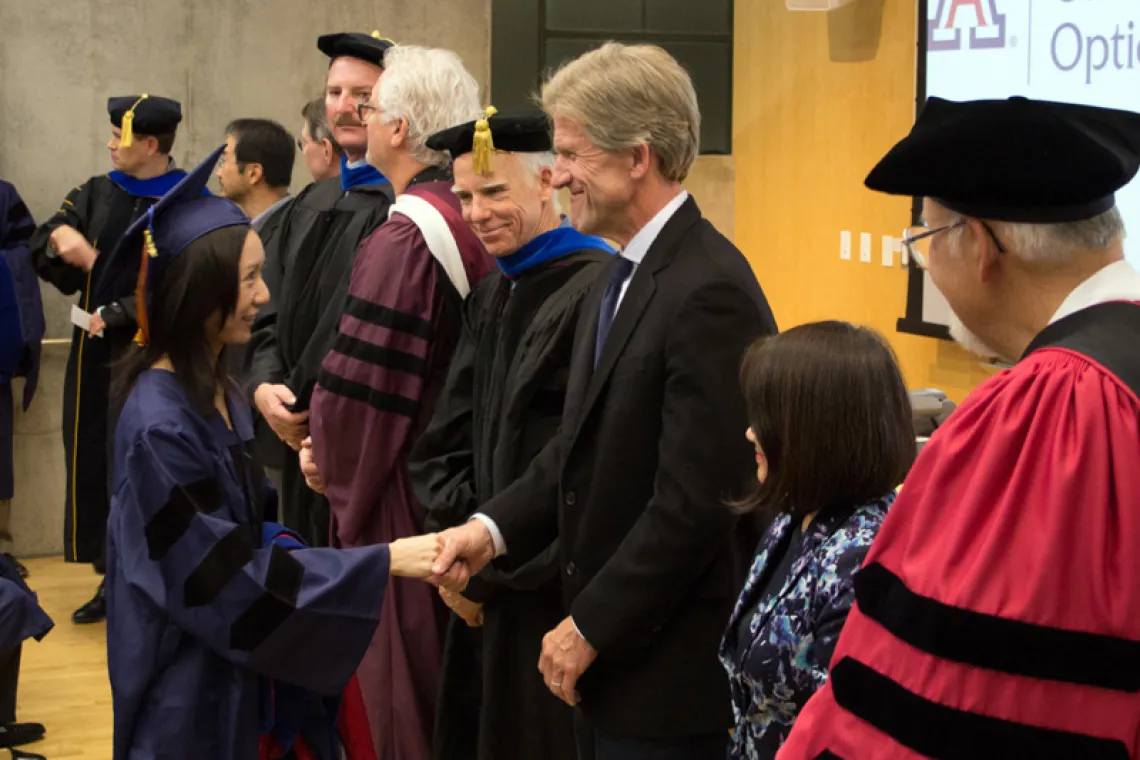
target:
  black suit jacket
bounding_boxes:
[480,197,778,738]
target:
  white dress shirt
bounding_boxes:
[1048,259,1140,324]
[471,189,690,559]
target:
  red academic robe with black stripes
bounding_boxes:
[778,290,1140,758]
[309,176,492,760]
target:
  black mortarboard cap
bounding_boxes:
[101,144,249,344]
[865,96,1140,223]
[427,107,551,175]
[108,94,182,147]
[317,31,394,67]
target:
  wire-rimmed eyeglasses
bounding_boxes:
[355,99,378,123]
[901,220,1007,269]
[900,222,964,269]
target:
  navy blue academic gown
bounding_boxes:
[106,369,390,759]
[0,180,43,501]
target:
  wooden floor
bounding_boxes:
[19,557,112,759]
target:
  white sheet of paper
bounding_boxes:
[70,304,92,332]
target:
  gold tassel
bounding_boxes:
[371,30,395,44]
[472,105,497,176]
[120,93,149,148]
[135,234,152,346]
[144,228,158,258]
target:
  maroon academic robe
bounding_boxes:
[780,280,1140,757]
[309,173,492,760]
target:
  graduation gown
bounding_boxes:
[28,168,186,563]
[106,369,389,760]
[0,181,42,501]
[309,171,492,760]
[410,236,612,760]
[246,170,393,545]
[779,276,1140,759]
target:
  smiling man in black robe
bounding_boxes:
[410,111,614,760]
[248,31,395,545]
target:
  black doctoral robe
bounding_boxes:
[411,247,611,760]
[246,174,393,545]
[28,168,185,565]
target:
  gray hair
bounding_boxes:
[377,45,482,167]
[540,42,700,182]
[946,207,1126,263]
[515,151,560,214]
[300,97,341,153]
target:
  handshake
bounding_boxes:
[388,521,499,624]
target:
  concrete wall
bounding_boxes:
[3,0,735,557]
[2,0,491,556]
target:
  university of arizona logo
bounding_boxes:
[928,0,1007,51]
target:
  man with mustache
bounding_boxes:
[247,31,394,545]
[410,111,613,760]
[779,97,1140,759]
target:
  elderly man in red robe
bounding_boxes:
[299,44,491,760]
[778,96,1140,759]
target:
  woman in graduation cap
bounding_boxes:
[97,145,443,760]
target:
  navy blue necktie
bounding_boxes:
[595,255,635,367]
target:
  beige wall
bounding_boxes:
[4,0,490,556]
[4,1,735,556]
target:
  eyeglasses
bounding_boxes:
[355,100,378,123]
[901,222,964,269]
[901,219,1008,269]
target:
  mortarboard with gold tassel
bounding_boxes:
[107,94,183,148]
[427,107,554,174]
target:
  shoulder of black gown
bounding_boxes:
[522,249,610,326]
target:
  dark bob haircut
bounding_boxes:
[736,321,914,517]
[115,224,251,416]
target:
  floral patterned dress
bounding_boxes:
[719,495,893,759]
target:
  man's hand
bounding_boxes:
[88,311,106,338]
[51,226,98,272]
[429,521,496,591]
[299,437,325,494]
[439,586,484,627]
[254,383,309,451]
[539,616,597,706]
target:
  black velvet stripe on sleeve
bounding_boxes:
[829,657,1130,760]
[315,370,419,418]
[144,477,225,560]
[331,333,427,376]
[183,526,255,608]
[228,544,305,652]
[855,562,1140,692]
[343,295,433,340]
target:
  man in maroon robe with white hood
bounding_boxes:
[300,44,491,760]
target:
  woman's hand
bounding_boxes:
[389,534,446,578]
[440,587,484,627]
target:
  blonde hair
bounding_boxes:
[378,45,482,167]
[540,42,700,182]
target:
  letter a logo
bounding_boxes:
[928,0,1006,52]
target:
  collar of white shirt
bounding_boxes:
[619,190,690,265]
[1049,259,1140,324]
